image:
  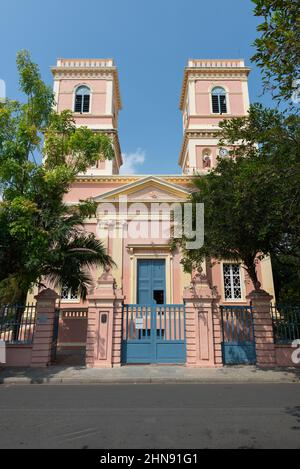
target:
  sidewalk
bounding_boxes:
[1,365,300,385]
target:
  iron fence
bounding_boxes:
[0,304,36,344]
[271,304,300,344]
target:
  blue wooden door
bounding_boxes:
[122,260,186,364]
[137,259,165,305]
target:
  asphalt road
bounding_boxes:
[0,383,299,449]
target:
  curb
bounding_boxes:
[1,376,300,385]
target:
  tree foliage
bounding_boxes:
[0,51,114,303]
[252,0,300,105]
[177,1,300,301]
[177,104,300,298]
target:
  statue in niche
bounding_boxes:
[203,154,211,168]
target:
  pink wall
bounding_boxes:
[5,345,32,366]
[194,80,245,116]
[275,345,300,367]
[57,79,107,115]
[64,182,124,203]
[58,318,87,347]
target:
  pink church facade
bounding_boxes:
[45,58,276,367]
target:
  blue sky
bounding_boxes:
[0,0,273,174]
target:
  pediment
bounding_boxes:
[93,176,191,202]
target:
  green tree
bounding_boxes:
[252,0,300,105]
[177,104,300,297]
[0,51,114,304]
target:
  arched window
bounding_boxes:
[74,85,91,113]
[211,87,227,114]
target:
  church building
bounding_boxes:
[49,58,275,366]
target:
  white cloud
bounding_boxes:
[120,148,145,174]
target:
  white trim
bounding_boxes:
[53,80,60,111]
[72,83,93,114]
[60,299,80,304]
[188,140,196,167]
[241,81,250,114]
[75,123,114,130]
[188,80,196,114]
[188,124,221,130]
[105,80,113,115]
[209,85,231,115]
[93,176,191,201]
[220,261,246,302]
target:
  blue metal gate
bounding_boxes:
[122,304,186,364]
[221,305,256,365]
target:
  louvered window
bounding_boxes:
[223,264,242,300]
[211,87,227,114]
[74,85,90,113]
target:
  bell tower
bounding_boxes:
[52,58,123,175]
[179,59,250,174]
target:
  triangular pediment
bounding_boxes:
[93,176,191,202]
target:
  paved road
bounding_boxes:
[0,383,299,449]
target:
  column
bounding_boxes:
[86,266,124,368]
[247,287,276,367]
[183,272,219,367]
[31,288,59,367]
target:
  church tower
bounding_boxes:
[178,59,250,174]
[51,58,122,174]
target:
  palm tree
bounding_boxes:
[3,210,114,341]
[43,212,114,300]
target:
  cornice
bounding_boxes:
[74,174,195,184]
[179,66,251,111]
[178,129,221,166]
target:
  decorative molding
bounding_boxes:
[179,65,251,111]
[51,65,122,110]
[179,129,221,166]
[74,174,195,184]
[126,243,173,251]
[92,175,192,202]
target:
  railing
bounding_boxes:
[220,305,254,343]
[188,59,245,68]
[56,59,114,68]
[271,305,300,344]
[0,304,36,344]
[123,304,186,341]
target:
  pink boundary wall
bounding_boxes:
[58,315,87,349]
[5,345,32,367]
[2,288,60,367]
[275,345,300,367]
[2,284,299,369]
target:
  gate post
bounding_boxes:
[183,272,219,367]
[31,288,59,367]
[86,266,124,368]
[247,287,276,367]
